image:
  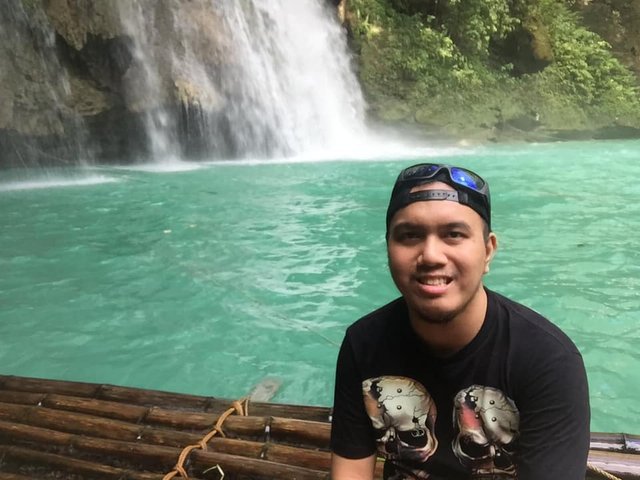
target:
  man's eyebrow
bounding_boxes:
[443,221,472,231]
[391,221,424,230]
[391,221,472,231]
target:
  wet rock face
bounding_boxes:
[0,0,228,166]
[1,2,63,136]
[44,0,124,50]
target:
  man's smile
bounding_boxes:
[416,275,453,286]
[414,275,454,296]
[417,276,453,286]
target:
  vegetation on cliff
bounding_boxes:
[344,0,640,141]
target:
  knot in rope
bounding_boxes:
[162,397,250,480]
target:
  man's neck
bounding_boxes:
[409,287,488,358]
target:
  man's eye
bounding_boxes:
[447,231,464,239]
[397,231,421,242]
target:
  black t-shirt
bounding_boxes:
[330,289,590,480]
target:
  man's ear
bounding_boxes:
[484,232,498,274]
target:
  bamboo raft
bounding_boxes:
[0,375,638,480]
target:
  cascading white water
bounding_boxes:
[117,2,181,162]
[116,0,369,161]
[215,0,368,158]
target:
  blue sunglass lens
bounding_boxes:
[422,165,440,175]
[450,167,481,190]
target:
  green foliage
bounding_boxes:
[346,0,640,137]
[443,0,519,57]
[348,0,475,96]
[347,0,390,39]
[530,0,640,121]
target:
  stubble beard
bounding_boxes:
[409,283,482,326]
[412,303,460,325]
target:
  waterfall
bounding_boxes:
[0,0,374,167]
[116,0,368,161]
[117,2,182,162]
[215,0,367,158]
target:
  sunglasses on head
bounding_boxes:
[397,164,487,194]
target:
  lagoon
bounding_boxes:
[1,139,638,434]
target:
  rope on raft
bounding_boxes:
[587,463,622,480]
[162,396,250,479]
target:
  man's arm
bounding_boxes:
[331,335,378,477]
[331,453,376,480]
[515,349,590,479]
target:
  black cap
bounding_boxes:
[385,164,491,234]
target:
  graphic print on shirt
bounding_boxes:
[452,385,520,478]
[362,376,438,466]
[362,378,520,479]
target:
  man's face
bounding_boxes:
[387,182,497,324]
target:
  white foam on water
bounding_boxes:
[0,175,118,192]
[202,144,473,167]
[288,141,474,162]
[248,377,283,402]
[110,160,203,173]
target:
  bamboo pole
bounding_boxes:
[269,417,331,448]
[0,399,330,448]
[0,421,179,469]
[0,375,331,422]
[41,393,150,422]
[0,401,145,443]
[0,376,99,398]
[0,444,162,480]
[0,400,333,474]
[0,434,329,480]
[0,392,46,408]
[587,450,640,479]
[591,432,640,453]
[190,449,330,480]
[0,418,332,472]
[0,474,38,480]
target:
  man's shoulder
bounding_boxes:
[489,289,581,356]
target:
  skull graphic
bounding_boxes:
[362,376,438,464]
[452,385,519,477]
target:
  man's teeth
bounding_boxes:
[421,277,449,286]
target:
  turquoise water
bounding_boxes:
[1,140,638,434]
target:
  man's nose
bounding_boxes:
[417,237,447,266]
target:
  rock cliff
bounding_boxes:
[0,0,228,167]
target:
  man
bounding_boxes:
[330,163,590,479]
